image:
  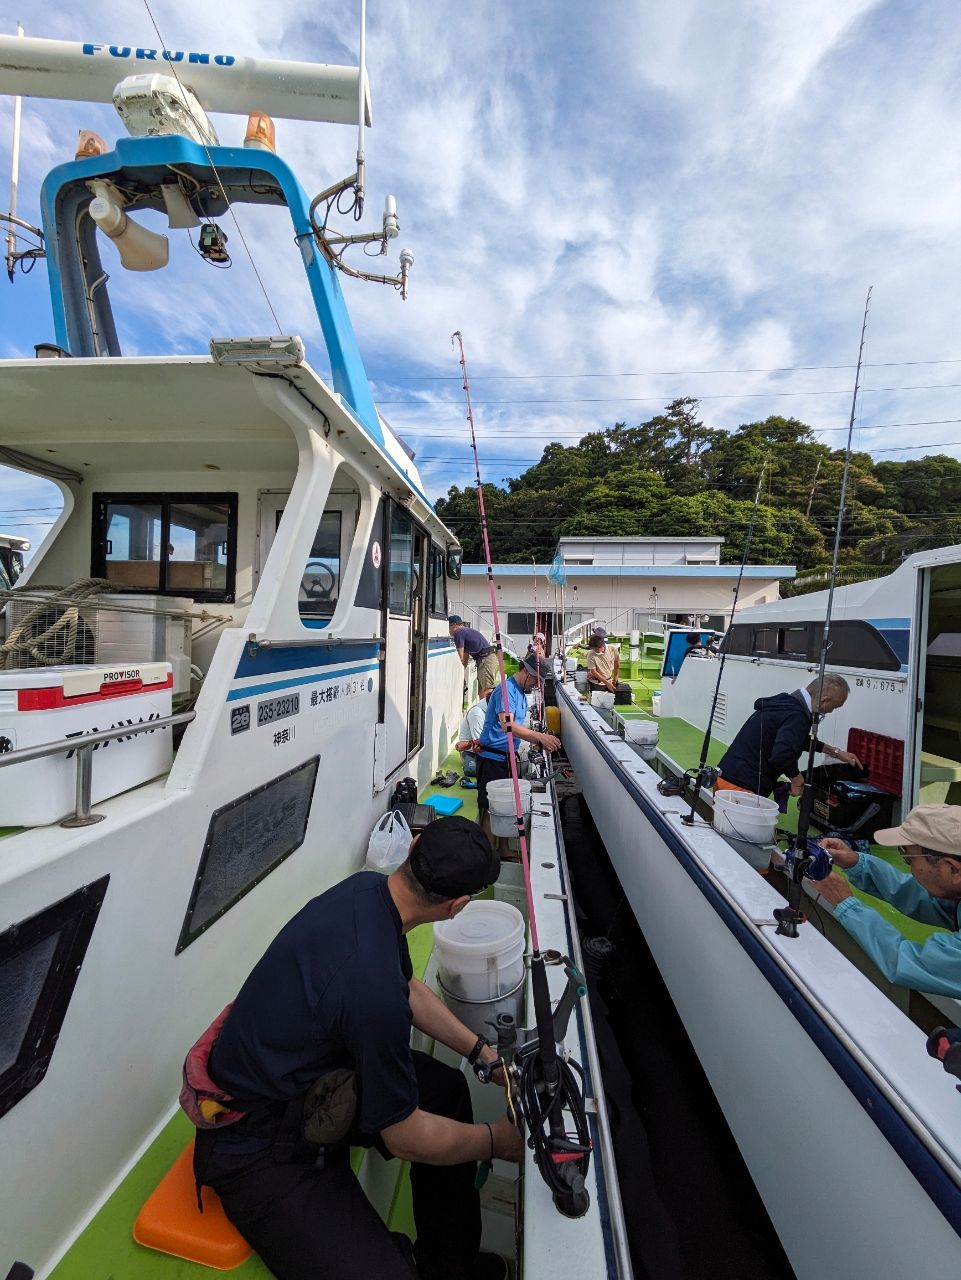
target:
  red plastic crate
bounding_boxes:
[847,728,903,797]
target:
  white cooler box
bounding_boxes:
[0,662,173,826]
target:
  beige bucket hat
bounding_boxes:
[874,804,961,855]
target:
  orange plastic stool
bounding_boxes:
[133,1139,252,1270]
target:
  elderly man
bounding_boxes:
[193,817,521,1280]
[448,616,499,698]
[585,628,619,694]
[814,804,961,996]
[716,674,861,799]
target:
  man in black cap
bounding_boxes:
[448,615,499,698]
[193,817,521,1280]
[473,654,561,848]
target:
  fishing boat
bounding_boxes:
[0,28,626,1280]
[560,485,961,1271]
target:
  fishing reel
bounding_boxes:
[781,836,834,883]
[472,961,593,1219]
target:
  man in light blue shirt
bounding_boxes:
[473,656,560,847]
[814,804,961,996]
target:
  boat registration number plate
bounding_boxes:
[257,693,301,726]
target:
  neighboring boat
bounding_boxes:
[0,31,625,1280]
[659,546,961,808]
[558,547,961,1279]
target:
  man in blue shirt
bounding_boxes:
[194,817,521,1280]
[474,655,560,846]
[448,615,498,697]
[814,804,961,996]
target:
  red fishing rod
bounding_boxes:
[452,331,591,1218]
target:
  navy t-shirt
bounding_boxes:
[454,626,490,660]
[210,872,418,1135]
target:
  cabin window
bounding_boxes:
[722,620,900,671]
[429,545,448,617]
[388,509,414,616]
[0,876,109,1121]
[778,625,810,659]
[177,758,319,953]
[93,493,237,602]
[299,511,342,621]
[507,612,536,634]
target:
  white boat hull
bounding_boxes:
[559,684,961,1279]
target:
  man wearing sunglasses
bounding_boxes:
[814,804,961,996]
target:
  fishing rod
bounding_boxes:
[531,555,545,727]
[774,286,873,937]
[679,457,768,824]
[452,331,591,1218]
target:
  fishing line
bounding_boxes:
[680,458,769,825]
[452,331,591,1219]
[775,287,874,938]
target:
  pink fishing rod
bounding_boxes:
[451,330,540,948]
[452,331,591,1219]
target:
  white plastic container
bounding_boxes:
[573,669,588,691]
[434,901,527,1038]
[624,718,659,760]
[651,691,662,716]
[590,690,615,710]
[712,789,779,845]
[565,657,577,673]
[486,777,532,837]
[630,629,640,647]
[0,662,173,825]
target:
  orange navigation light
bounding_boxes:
[76,130,107,160]
[243,111,276,153]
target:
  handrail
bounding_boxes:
[247,633,384,653]
[0,709,196,828]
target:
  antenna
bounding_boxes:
[2,22,44,282]
[355,0,367,218]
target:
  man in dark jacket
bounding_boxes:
[717,675,861,798]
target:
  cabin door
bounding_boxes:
[912,563,961,807]
[383,505,428,777]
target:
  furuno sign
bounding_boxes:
[81,44,236,66]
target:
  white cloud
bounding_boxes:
[1,0,961,541]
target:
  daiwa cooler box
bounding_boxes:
[0,662,173,826]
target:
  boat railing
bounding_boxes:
[0,710,196,829]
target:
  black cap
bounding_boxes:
[517,654,552,681]
[409,816,499,897]
[447,615,464,625]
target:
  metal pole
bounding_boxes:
[5,22,24,282]
[61,743,106,828]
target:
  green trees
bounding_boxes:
[432,402,961,569]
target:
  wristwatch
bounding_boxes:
[467,1035,490,1066]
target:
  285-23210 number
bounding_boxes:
[257,693,301,726]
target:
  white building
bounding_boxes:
[450,536,795,652]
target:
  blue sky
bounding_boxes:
[3,1,961,557]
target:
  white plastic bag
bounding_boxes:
[365,810,413,874]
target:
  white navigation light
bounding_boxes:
[88,180,169,271]
[113,73,218,145]
[209,336,306,366]
[399,246,414,300]
[382,195,398,239]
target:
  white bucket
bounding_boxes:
[434,901,527,1038]
[565,657,577,673]
[486,777,532,837]
[590,690,615,710]
[625,719,659,746]
[494,858,528,917]
[651,691,662,716]
[573,669,588,690]
[712,789,779,844]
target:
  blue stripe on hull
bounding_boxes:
[235,642,380,679]
[227,661,380,701]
